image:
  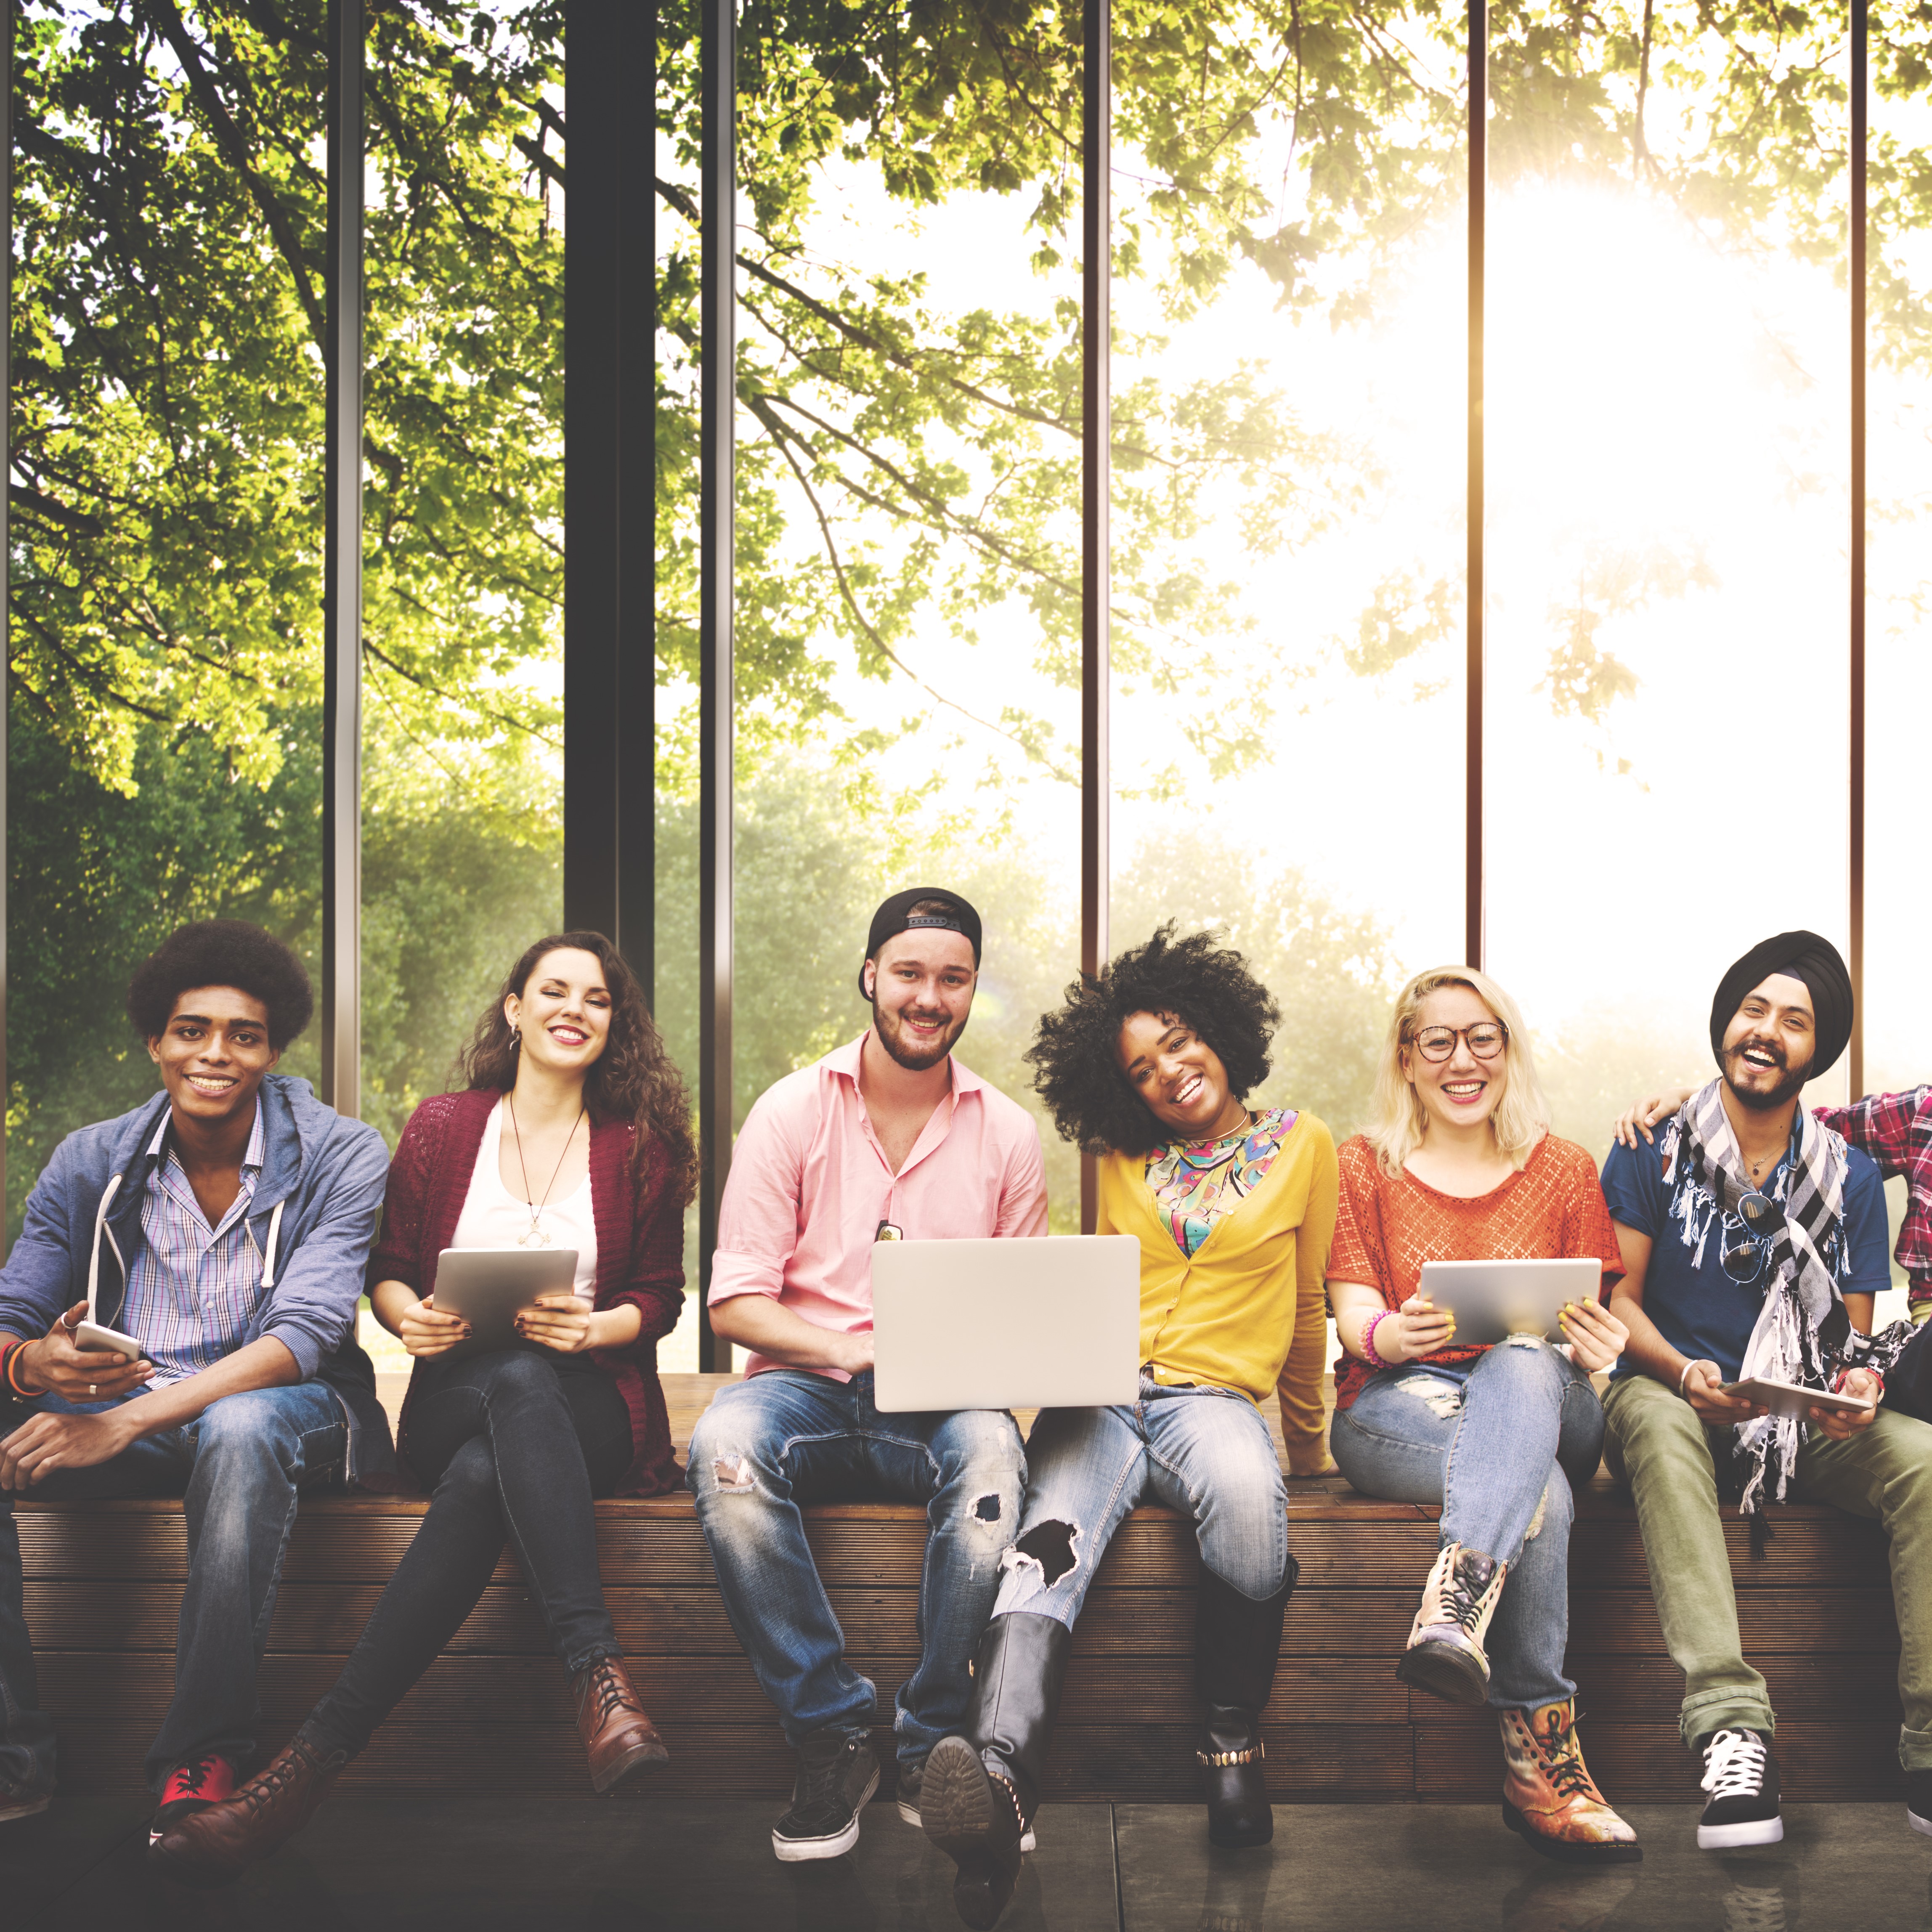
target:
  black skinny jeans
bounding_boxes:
[303,1346,632,1760]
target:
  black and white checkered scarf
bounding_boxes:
[1660,1080,1851,1512]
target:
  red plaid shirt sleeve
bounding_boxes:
[1813,1085,1932,1292]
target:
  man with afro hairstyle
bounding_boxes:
[0,919,393,1852]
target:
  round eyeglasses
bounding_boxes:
[1410,1022,1509,1063]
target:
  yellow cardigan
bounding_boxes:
[1096,1112,1340,1466]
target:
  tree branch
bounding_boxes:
[746,391,1078,786]
[145,0,327,352]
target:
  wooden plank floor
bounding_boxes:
[12,1373,1904,1804]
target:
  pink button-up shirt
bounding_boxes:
[709,1032,1049,1380]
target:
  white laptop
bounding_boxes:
[1415,1257,1603,1346]
[870,1235,1140,1412]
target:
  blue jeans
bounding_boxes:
[687,1369,1025,1764]
[0,1380,347,1794]
[1330,1339,1602,1710]
[994,1377,1290,1625]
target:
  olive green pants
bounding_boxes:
[1604,1372,1932,1769]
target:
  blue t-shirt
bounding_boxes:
[1600,1129,1891,1383]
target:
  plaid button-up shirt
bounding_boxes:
[121,1102,269,1382]
[1813,1085,1932,1311]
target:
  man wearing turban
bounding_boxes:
[1596,932,1932,1853]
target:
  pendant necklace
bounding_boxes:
[507,1093,585,1247]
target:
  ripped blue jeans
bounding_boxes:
[687,1369,1025,1764]
[1330,1339,1603,1710]
[993,1375,1290,1627]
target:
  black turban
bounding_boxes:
[857,888,982,998]
[1709,930,1853,1076]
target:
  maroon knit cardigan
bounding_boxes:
[365,1088,685,1497]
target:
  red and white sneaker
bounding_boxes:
[149,1753,238,1847]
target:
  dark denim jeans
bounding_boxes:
[302,1346,632,1761]
[687,1369,1026,1765]
[0,1380,347,1795]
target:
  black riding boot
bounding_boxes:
[921,1612,1072,1931]
[1194,1558,1297,1849]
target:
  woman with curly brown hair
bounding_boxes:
[153,933,696,1887]
[921,926,1337,1929]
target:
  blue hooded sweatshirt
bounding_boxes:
[0,1075,397,1483]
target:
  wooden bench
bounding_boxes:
[12,1374,1904,1803]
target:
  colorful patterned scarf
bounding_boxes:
[1661,1079,1850,1511]
[1146,1108,1296,1260]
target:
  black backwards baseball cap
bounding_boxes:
[857,888,983,998]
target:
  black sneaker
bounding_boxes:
[898,1752,1035,1850]
[772,1727,879,1863]
[896,1754,924,1828]
[1908,1766,1932,1839]
[1696,1729,1782,1849]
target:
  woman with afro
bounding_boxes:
[921,925,1338,1927]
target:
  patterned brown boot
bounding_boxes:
[573,1656,669,1794]
[1396,1541,1509,1705]
[148,1733,344,1889]
[1499,1699,1642,1865]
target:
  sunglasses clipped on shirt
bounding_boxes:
[1721,1189,1787,1284]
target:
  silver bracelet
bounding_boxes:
[1678,1358,1712,1397]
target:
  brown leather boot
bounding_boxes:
[148,1733,345,1889]
[573,1655,669,1794]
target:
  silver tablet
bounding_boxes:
[433,1247,584,1359]
[1722,1375,1874,1421]
[1414,1257,1604,1345]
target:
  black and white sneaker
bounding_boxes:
[896,1752,1035,1849]
[772,1727,879,1863]
[896,1753,924,1828]
[1696,1729,1782,1849]
[1908,1766,1932,1839]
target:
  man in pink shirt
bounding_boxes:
[688,889,1047,1865]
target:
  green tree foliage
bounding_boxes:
[10,0,1930,1243]
[652,756,1403,1234]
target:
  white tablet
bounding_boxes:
[1722,1375,1875,1421]
[1414,1258,1604,1346]
[433,1247,584,1359]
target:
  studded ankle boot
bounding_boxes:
[1194,1560,1297,1848]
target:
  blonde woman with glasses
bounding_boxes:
[1326,967,1641,1867]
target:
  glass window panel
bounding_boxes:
[358,4,565,1152]
[1108,5,1469,1145]
[1863,8,1932,1319]
[654,8,703,1367]
[720,5,1085,1276]
[1484,2,1851,1162]
[9,3,327,1237]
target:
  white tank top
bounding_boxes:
[449,1098,598,1297]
